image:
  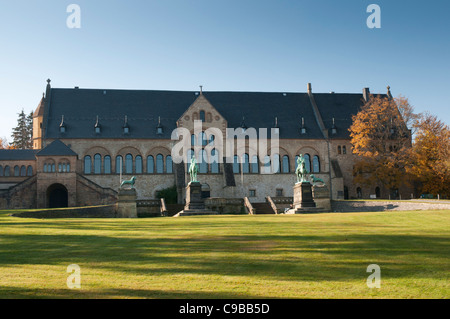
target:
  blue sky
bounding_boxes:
[0,0,449,141]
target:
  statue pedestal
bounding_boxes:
[174,182,218,217]
[312,184,331,212]
[116,188,137,218]
[287,182,323,214]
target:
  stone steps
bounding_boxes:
[252,202,276,214]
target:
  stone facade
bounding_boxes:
[0,82,413,210]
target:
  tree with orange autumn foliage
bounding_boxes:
[0,137,11,149]
[349,94,412,192]
[407,113,450,197]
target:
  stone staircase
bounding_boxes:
[252,202,276,214]
[165,204,185,217]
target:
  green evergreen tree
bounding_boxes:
[11,109,33,149]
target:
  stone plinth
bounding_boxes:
[312,184,331,212]
[184,182,205,210]
[174,182,218,217]
[116,188,137,218]
[288,182,321,214]
[293,182,316,208]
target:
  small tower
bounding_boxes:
[33,93,45,149]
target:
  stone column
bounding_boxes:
[116,188,137,218]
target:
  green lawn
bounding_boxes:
[0,210,448,299]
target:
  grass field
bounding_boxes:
[0,210,449,299]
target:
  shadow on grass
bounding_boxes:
[0,232,448,288]
[0,287,271,299]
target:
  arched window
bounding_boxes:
[211,149,219,173]
[135,156,143,174]
[242,154,250,174]
[313,156,320,173]
[191,134,196,146]
[4,166,11,177]
[272,154,280,174]
[115,156,123,174]
[0,165,3,177]
[282,155,290,173]
[263,155,271,174]
[166,156,173,174]
[20,165,26,177]
[94,154,102,174]
[200,110,205,122]
[338,146,342,154]
[58,163,62,173]
[125,154,133,174]
[233,155,240,174]
[51,163,56,173]
[26,165,32,176]
[14,166,20,177]
[304,154,311,173]
[200,131,207,146]
[84,156,92,174]
[156,154,164,174]
[43,164,47,173]
[66,163,71,172]
[251,155,259,173]
[209,135,215,146]
[104,156,111,174]
[343,146,347,154]
[199,150,208,173]
[147,156,154,174]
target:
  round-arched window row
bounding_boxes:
[232,154,320,174]
[0,165,33,177]
[83,154,174,175]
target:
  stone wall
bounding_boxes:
[0,176,37,209]
[11,205,116,219]
[331,200,450,212]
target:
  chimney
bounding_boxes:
[307,83,312,94]
[363,87,370,102]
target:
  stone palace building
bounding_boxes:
[0,80,406,210]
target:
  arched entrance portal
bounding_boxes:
[47,184,68,208]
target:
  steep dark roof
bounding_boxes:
[44,88,369,140]
[313,93,388,139]
[0,150,38,161]
[36,139,78,157]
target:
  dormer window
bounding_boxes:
[331,118,337,135]
[94,116,101,134]
[59,115,66,133]
[300,117,306,134]
[123,115,130,134]
[273,117,279,135]
[156,116,163,135]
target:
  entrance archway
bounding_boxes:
[47,184,68,208]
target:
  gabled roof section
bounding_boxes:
[43,87,376,140]
[313,93,387,139]
[45,89,199,139]
[204,91,323,139]
[0,150,38,161]
[36,139,78,157]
